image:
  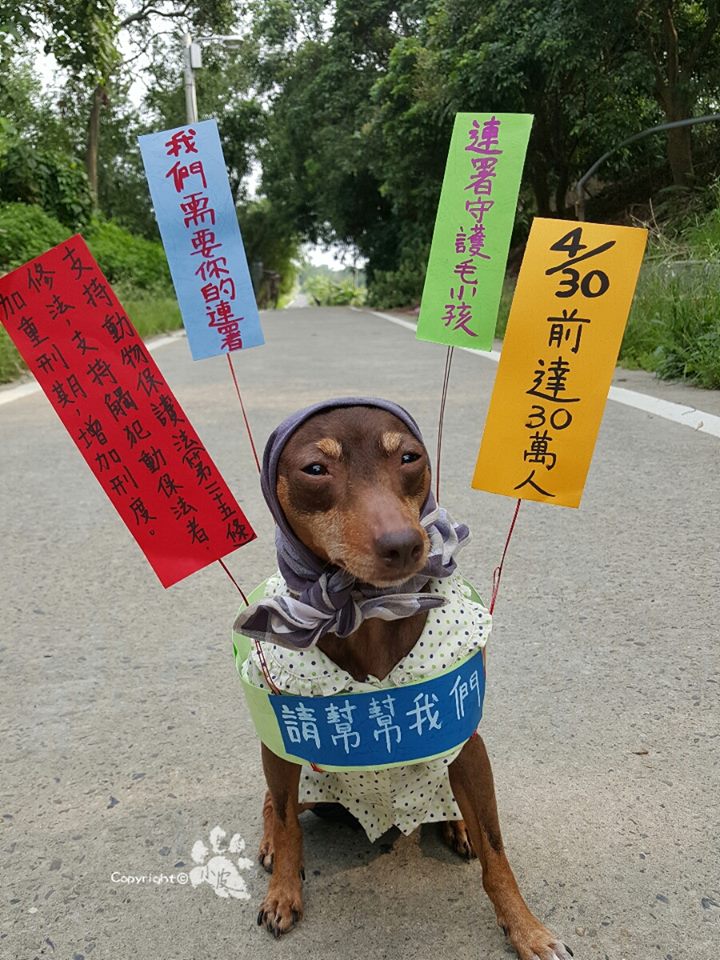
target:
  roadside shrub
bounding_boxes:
[368,242,428,309]
[85,219,171,290]
[304,274,365,306]
[0,202,70,271]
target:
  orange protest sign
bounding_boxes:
[472,218,647,508]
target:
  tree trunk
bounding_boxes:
[85,84,105,206]
[554,166,569,217]
[664,116,695,186]
[655,1,695,186]
[529,165,551,217]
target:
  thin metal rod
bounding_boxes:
[435,346,454,504]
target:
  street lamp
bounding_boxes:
[182,33,245,125]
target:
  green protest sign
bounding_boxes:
[416,113,532,351]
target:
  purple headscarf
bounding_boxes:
[233,397,471,649]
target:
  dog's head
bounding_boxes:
[273,403,431,588]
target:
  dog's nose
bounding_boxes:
[375,529,424,572]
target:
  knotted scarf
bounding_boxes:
[233,397,470,649]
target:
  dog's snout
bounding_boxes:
[375,529,424,572]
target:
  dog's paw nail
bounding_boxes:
[501,925,508,937]
[300,867,306,881]
[257,910,264,926]
[292,909,299,924]
[564,946,574,958]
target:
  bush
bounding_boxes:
[85,219,171,290]
[0,202,71,271]
[0,205,171,293]
[367,241,429,309]
[0,131,93,229]
[0,205,180,384]
[303,274,365,306]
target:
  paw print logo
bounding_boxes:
[188,826,253,900]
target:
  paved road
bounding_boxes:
[1,306,719,960]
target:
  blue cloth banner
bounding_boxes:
[269,649,485,767]
[138,119,263,361]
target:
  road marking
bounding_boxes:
[360,307,720,440]
[0,331,186,408]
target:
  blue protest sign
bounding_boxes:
[269,649,485,768]
[138,119,264,361]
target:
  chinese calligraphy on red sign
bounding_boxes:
[0,236,256,586]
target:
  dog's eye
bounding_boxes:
[401,452,421,465]
[301,463,328,476]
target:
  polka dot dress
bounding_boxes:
[244,573,492,842]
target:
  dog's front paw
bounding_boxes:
[500,918,573,960]
[440,819,476,860]
[257,881,304,938]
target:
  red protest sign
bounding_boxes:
[0,236,256,587]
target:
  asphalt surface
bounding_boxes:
[1,305,719,960]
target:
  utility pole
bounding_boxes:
[182,33,245,126]
[183,33,200,124]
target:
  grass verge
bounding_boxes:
[620,262,720,388]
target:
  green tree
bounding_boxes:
[239,198,300,307]
[596,0,720,185]
[0,52,91,225]
[254,0,429,286]
[39,0,237,205]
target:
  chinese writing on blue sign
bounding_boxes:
[138,120,264,361]
[270,649,485,767]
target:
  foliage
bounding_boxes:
[0,324,27,382]
[0,54,92,226]
[84,219,171,289]
[0,202,169,287]
[0,201,70,270]
[255,1,428,288]
[41,0,120,86]
[303,273,366,307]
[0,129,92,227]
[238,198,300,307]
[367,237,430,309]
[113,283,182,338]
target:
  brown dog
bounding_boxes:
[251,404,572,960]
